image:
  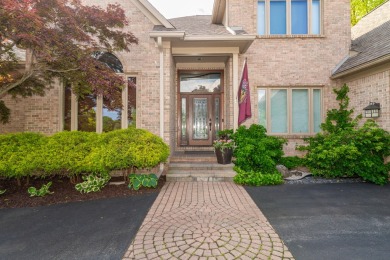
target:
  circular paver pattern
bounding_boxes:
[124,182,294,260]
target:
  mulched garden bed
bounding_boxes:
[0,175,166,209]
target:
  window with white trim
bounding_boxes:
[63,52,138,132]
[258,88,322,134]
[257,0,321,35]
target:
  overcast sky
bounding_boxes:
[148,0,214,19]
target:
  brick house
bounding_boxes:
[1,0,388,157]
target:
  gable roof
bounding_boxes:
[148,2,255,54]
[332,1,390,78]
[152,15,248,36]
[130,0,174,28]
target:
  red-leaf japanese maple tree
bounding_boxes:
[0,0,138,123]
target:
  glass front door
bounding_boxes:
[178,71,223,146]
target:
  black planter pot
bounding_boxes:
[215,148,233,164]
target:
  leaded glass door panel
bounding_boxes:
[188,95,213,146]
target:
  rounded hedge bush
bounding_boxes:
[0,132,45,179]
[36,131,100,176]
[0,128,170,180]
[87,128,170,172]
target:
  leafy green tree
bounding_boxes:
[0,0,138,123]
[351,0,387,26]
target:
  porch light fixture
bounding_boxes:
[363,102,380,118]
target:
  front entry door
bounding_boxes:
[189,95,213,146]
[178,71,223,147]
[179,93,221,146]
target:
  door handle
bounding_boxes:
[209,118,212,132]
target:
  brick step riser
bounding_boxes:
[170,158,217,163]
[166,176,235,182]
[168,170,236,175]
[168,167,232,172]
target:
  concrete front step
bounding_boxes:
[167,162,236,182]
[168,163,233,171]
[170,156,217,163]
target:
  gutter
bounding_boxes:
[149,31,185,39]
[184,35,256,41]
[332,54,390,79]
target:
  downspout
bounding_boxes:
[157,37,165,176]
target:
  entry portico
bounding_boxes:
[149,14,255,151]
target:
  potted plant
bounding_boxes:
[213,129,235,164]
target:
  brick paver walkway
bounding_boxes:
[123,182,294,259]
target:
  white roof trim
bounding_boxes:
[184,35,256,41]
[149,31,186,39]
[131,0,174,29]
[212,0,226,24]
[332,54,390,79]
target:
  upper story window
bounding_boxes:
[257,0,321,36]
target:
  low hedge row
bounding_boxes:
[0,128,169,181]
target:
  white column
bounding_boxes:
[158,37,164,139]
[96,95,103,133]
[233,53,239,131]
[122,80,129,129]
[58,79,64,132]
[70,91,78,131]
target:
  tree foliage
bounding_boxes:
[0,0,138,123]
[351,0,387,26]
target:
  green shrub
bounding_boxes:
[0,132,45,179]
[37,131,100,176]
[0,189,6,195]
[27,182,53,197]
[233,167,283,186]
[87,128,170,172]
[75,174,110,193]
[232,124,286,173]
[321,84,361,133]
[279,156,306,169]
[299,85,390,185]
[128,173,158,190]
[0,128,169,182]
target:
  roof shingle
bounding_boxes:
[333,20,390,76]
[152,15,249,36]
[333,1,390,76]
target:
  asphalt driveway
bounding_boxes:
[0,193,158,260]
[246,182,390,260]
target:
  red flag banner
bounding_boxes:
[238,59,251,125]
